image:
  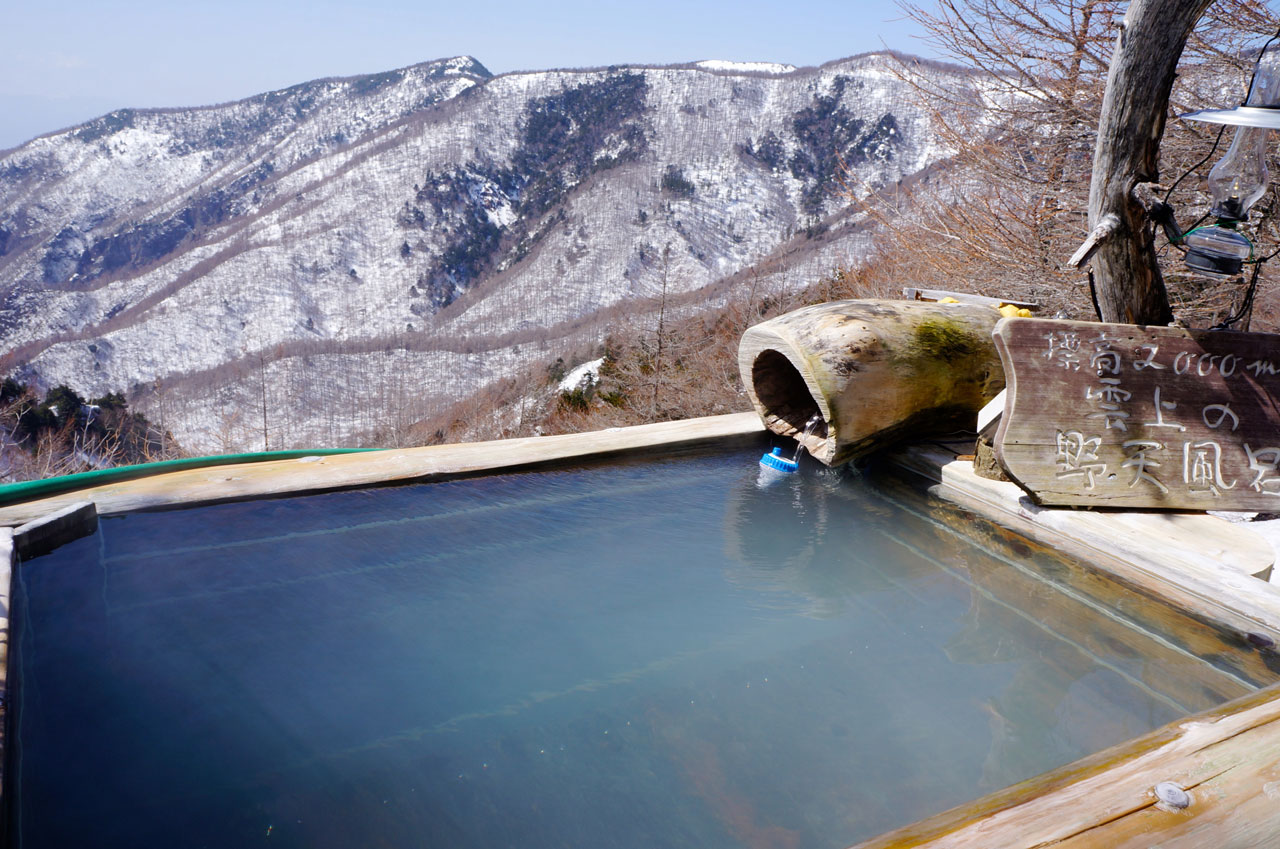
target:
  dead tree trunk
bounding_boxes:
[1075,0,1213,324]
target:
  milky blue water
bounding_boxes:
[9,448,1252,848]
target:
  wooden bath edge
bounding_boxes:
[0,413,769,525]
[875,438,1280,849]
[888,440,1280,637]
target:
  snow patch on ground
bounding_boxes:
[558,357,605,392]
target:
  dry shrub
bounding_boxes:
[0,382,182,483]
[535,263,895,434]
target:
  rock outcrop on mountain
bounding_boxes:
[0,52,970,451]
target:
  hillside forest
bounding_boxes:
[423,0,1280,444]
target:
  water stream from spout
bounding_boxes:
[792,414,824,463]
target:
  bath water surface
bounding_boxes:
[9,448,1259,848]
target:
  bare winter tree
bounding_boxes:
[886,0,1280,325]
[889,0,1125,307]
[1075,0,1217,324]
[651,244,673,414]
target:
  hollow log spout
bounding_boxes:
[738,300,1004,466]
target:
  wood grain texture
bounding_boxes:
[850,682,1280,849]
[0,413,765,526]
[739,299,1004,465]
[994,317,1280,509]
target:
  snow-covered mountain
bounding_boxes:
[0,52,971,451]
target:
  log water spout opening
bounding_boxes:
[739,300,1006,467]
[747,348,832,458]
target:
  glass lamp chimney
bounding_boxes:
[1207,43,1280,221]
[1178,41,1280,277]
[1208,129,1269,220]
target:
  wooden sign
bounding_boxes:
[993,317,1280,509]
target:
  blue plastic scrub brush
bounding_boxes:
[757,446,798,487]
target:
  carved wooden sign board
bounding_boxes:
[993,317,1280,510]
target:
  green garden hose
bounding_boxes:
[0,448,378,508]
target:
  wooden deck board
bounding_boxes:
[851,682,1280,849]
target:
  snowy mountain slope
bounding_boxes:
[0,52,973,451]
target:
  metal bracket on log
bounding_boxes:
[1132,182,1184,244]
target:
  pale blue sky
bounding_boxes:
[0,0,934,150]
